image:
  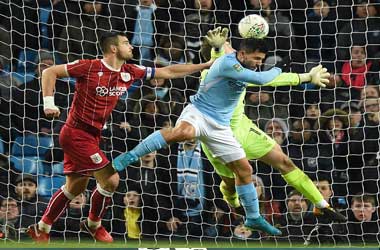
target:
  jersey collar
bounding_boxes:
[101,59,121,72]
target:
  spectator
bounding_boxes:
[120,151,173,237]
[340,102,362,129]
[274,190,314,242]
[165,140,219,239]
[183,0,230,63]
[304,177,347,244]
[252,174,281,225]
[287,118,319,178]
[336,0,380,63]
[0,57,22,148]
[245,87,289,130]
[360,85,380,100]
[338,45,380,100]
[128,59,186,125]
[204,200,235,238]
[8,0,39,68]
[130,0,158,65]
[153,35,199,100]
[126,94,170,149]
[347,194,380,243]
[305,103,321,130]
[14,174,48,229]
[317,109,349,196]
[306,0,337,70]
[47,0,82,51]
[0,197,20,240]
[0,57,22,99]
[264,118,289,146]
[57,1,113,62]
[11,51,73,135]
[313,176,348,210]
[123,189,142,239]
[233,221,259,240]
[349,98,380,195]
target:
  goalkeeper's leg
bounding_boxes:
[259,144,347,222]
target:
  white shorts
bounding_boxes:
[177,104,246,164]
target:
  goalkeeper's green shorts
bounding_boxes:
[202,115,276,178]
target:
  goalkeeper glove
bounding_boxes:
[205,26,229,50]
[298,65,330,88]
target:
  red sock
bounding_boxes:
[88,185,112,222]
[41,188,72,225]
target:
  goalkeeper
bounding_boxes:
[202,27,346,223]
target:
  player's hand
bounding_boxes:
[308,65,330,88]
[43,96,60,119]
[166,217,182,232]
[205,26,229,49]
[119,122,132,132]
[44,107,60,119]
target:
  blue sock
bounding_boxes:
[236,183,260,219]
[131,131,168,157]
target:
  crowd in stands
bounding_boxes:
[0,0,379,244]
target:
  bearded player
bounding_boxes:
[27,31,213,243]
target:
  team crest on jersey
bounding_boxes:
[98,72,103,77]
[233,63,243,72]
[120,72,131,82]
[90,153,103,164]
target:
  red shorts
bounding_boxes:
[59,124,109,175]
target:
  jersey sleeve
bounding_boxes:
[219,57,282,85]
[131,64,155,80]
[65,59,93,78]
[247,73,300,87]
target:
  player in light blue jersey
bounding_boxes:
[113,34,285,235]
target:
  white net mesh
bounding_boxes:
[0,0,379,246]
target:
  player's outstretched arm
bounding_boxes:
[154,60,213,79]
[246,65,330,88]
[41,64,69,118]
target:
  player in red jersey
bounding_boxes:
[27,32,213,243]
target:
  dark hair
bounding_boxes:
[351,194,376,207]
[239,38,268,54]
[99,32,128,54]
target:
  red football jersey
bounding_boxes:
[65,59,154,130]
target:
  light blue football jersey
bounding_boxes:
[190,52,282,126]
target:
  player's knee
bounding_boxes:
[233,164,252,180]
[172,127,194,142]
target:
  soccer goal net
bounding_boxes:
[0,0,379,246]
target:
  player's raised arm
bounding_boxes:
[153,60,213,79]
[246,65,330,88]
[41,64,69,119]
